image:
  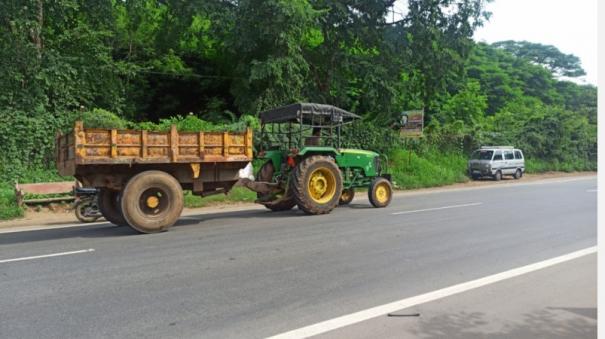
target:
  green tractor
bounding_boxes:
[241,103,393,215]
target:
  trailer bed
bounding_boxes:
[56,121,253,176]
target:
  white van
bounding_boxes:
[468,146,525,181]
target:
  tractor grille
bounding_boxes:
[374,157,382,174]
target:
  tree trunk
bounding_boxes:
[31,0,43,59]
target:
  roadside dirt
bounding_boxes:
[0,171,595,230]
[395,171,596,193]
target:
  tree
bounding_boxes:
[492,40,586,78]
[230,0,321,114]
[402,0,491,117]
[441,80,487,125]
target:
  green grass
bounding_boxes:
[388,149,469,189]
[525,158,597,173]
[5,168,71,185]
[184,187,257,208]
[0,183,23,220]
[0,155,596,221]
[0,169,73,220]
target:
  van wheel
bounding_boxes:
[494,171,502,181]
[121,171,183,234]
[514,169,522,179]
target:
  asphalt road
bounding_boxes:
[318,252,596,339]
[0,176,597,339]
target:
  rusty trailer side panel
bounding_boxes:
[56,121,254,176]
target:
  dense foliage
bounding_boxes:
[0,0,597,185]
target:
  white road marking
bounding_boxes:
[392,202,483,215]
[0,249,95,264]
[587,189,597,192]
[268,246,597,339]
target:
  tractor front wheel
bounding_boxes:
[368,177,393,208]
[339,188,355,205]
[291,155,343,215]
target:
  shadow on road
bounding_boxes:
[340,203,373,209]
[404,308,596,339]
[0,208,304,245]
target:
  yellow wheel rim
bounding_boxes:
[341,190,350,201]
[375,183,390,204]
[307,167,337,204]
[146,196,160,209]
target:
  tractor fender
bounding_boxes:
[297,147,340,158]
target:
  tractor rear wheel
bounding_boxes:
[368,177,393,208]
[290,155,343,215]
[256,161,296,211]
[121,171,183,234]
[98,189,128,226]
[339,188,355,205]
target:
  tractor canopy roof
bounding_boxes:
[260,103,360,125]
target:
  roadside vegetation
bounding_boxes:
[183,188,257,209]
[389,150,469,189]
[0,183,23,220]
[0,1,596,220]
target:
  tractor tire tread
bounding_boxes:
[257,162,296,211]
[290,155,342,215]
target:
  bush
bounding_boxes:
[183,187,257,208]
[525,158,597,173]
[389,148,468,189]
[0,183,23,220]
[79,108,129,129]
[341,121,403,154]
[129,114,260,133]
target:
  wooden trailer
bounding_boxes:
[56,121,253,233]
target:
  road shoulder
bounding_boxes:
[0,172,595,231]
[316,253,597,339]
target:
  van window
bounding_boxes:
[493,151,503,161]
[514,150,523,159]
[472,150,494,160]
[504,151,514,160]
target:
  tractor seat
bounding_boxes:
[304,136,321,146]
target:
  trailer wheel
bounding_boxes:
[290,155,343,215]
[368,177,392,208]
[121,171,183,234]
[339,188,355,205]
[256,161,296,211]
[98,189,128,226]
